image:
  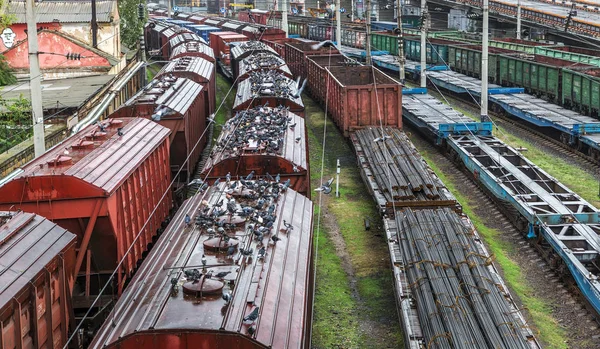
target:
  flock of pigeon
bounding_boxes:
[247,70,306,98]
[177,171,298,329]
[241,52,287,72]
[211,105,294,158]
[172,39,342,335]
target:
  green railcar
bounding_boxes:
[403,36,461,65]
[403,29,463,38]
[498,54,592,103]
[371,31,399,55]
[535,46,600,67]
[562,68,600,117]
[448,45,511,83]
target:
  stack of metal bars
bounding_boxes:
[396,208,531,349]
[355,127,452,202]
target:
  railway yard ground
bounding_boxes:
[11,7,600,348]
[304,96,402,348]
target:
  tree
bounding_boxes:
[0,55,16,85]
[0,0,17,86]
[119,0,147,50]
[0,95,32,152]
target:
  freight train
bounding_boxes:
[89,19,318,349]
[0,19,220,347]
[0,16,321,348]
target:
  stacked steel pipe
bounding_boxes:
[396,208,531,349]
[356,127,453,202]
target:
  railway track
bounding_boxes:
[427,88,600,176]
[406,126,600,347]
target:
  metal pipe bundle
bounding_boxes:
[396,208,531,349]
[355,128,453,203]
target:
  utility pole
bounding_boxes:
[138,3,147,86]
[282,0,288,37]
[168,0,172,18]
[91,0,98,47]
[26,0,45,157]
[481,0,489,122]
[516,0,521,39]
[396,0,405,83]
[336,159,340,198]
[419,0,426,88]
[564,3,577,32]
[351,0,354,21]
[336,0,341,48]
[365,0,372,65]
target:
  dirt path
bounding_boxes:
[306,98,402,349]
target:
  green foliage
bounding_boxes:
[0,55,16,86]
[119,0,147,49]
[0,0,16,30]
[0,0,17,86]
[0,95,32,152]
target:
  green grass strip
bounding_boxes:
[305,98,402,348]
[213,74,235,143]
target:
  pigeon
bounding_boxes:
[240,248,254,256]
[282,220,293,233]
[271,235,281,243]
[295,137,301,143]
[183,269,202,283]
[214,178,221,187]
[184,214,191,226]
[246,171,255,181]
[291,79,307,98]
[226,172,231,182]
[227,245,236,258]
[311,40,336,50]
[275,173,280,183]
[373,135,391,143]
[201,254,207,267]
[265,173,274,181]
[188,178,203,186]
[315,178,335,194]
[117,128,124,137]
[199,182,208,192]
[222,290,233,304]
[248,326,256,336]
[243,307,260,323]
[215,271,231,278]
[257,246,266,259]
